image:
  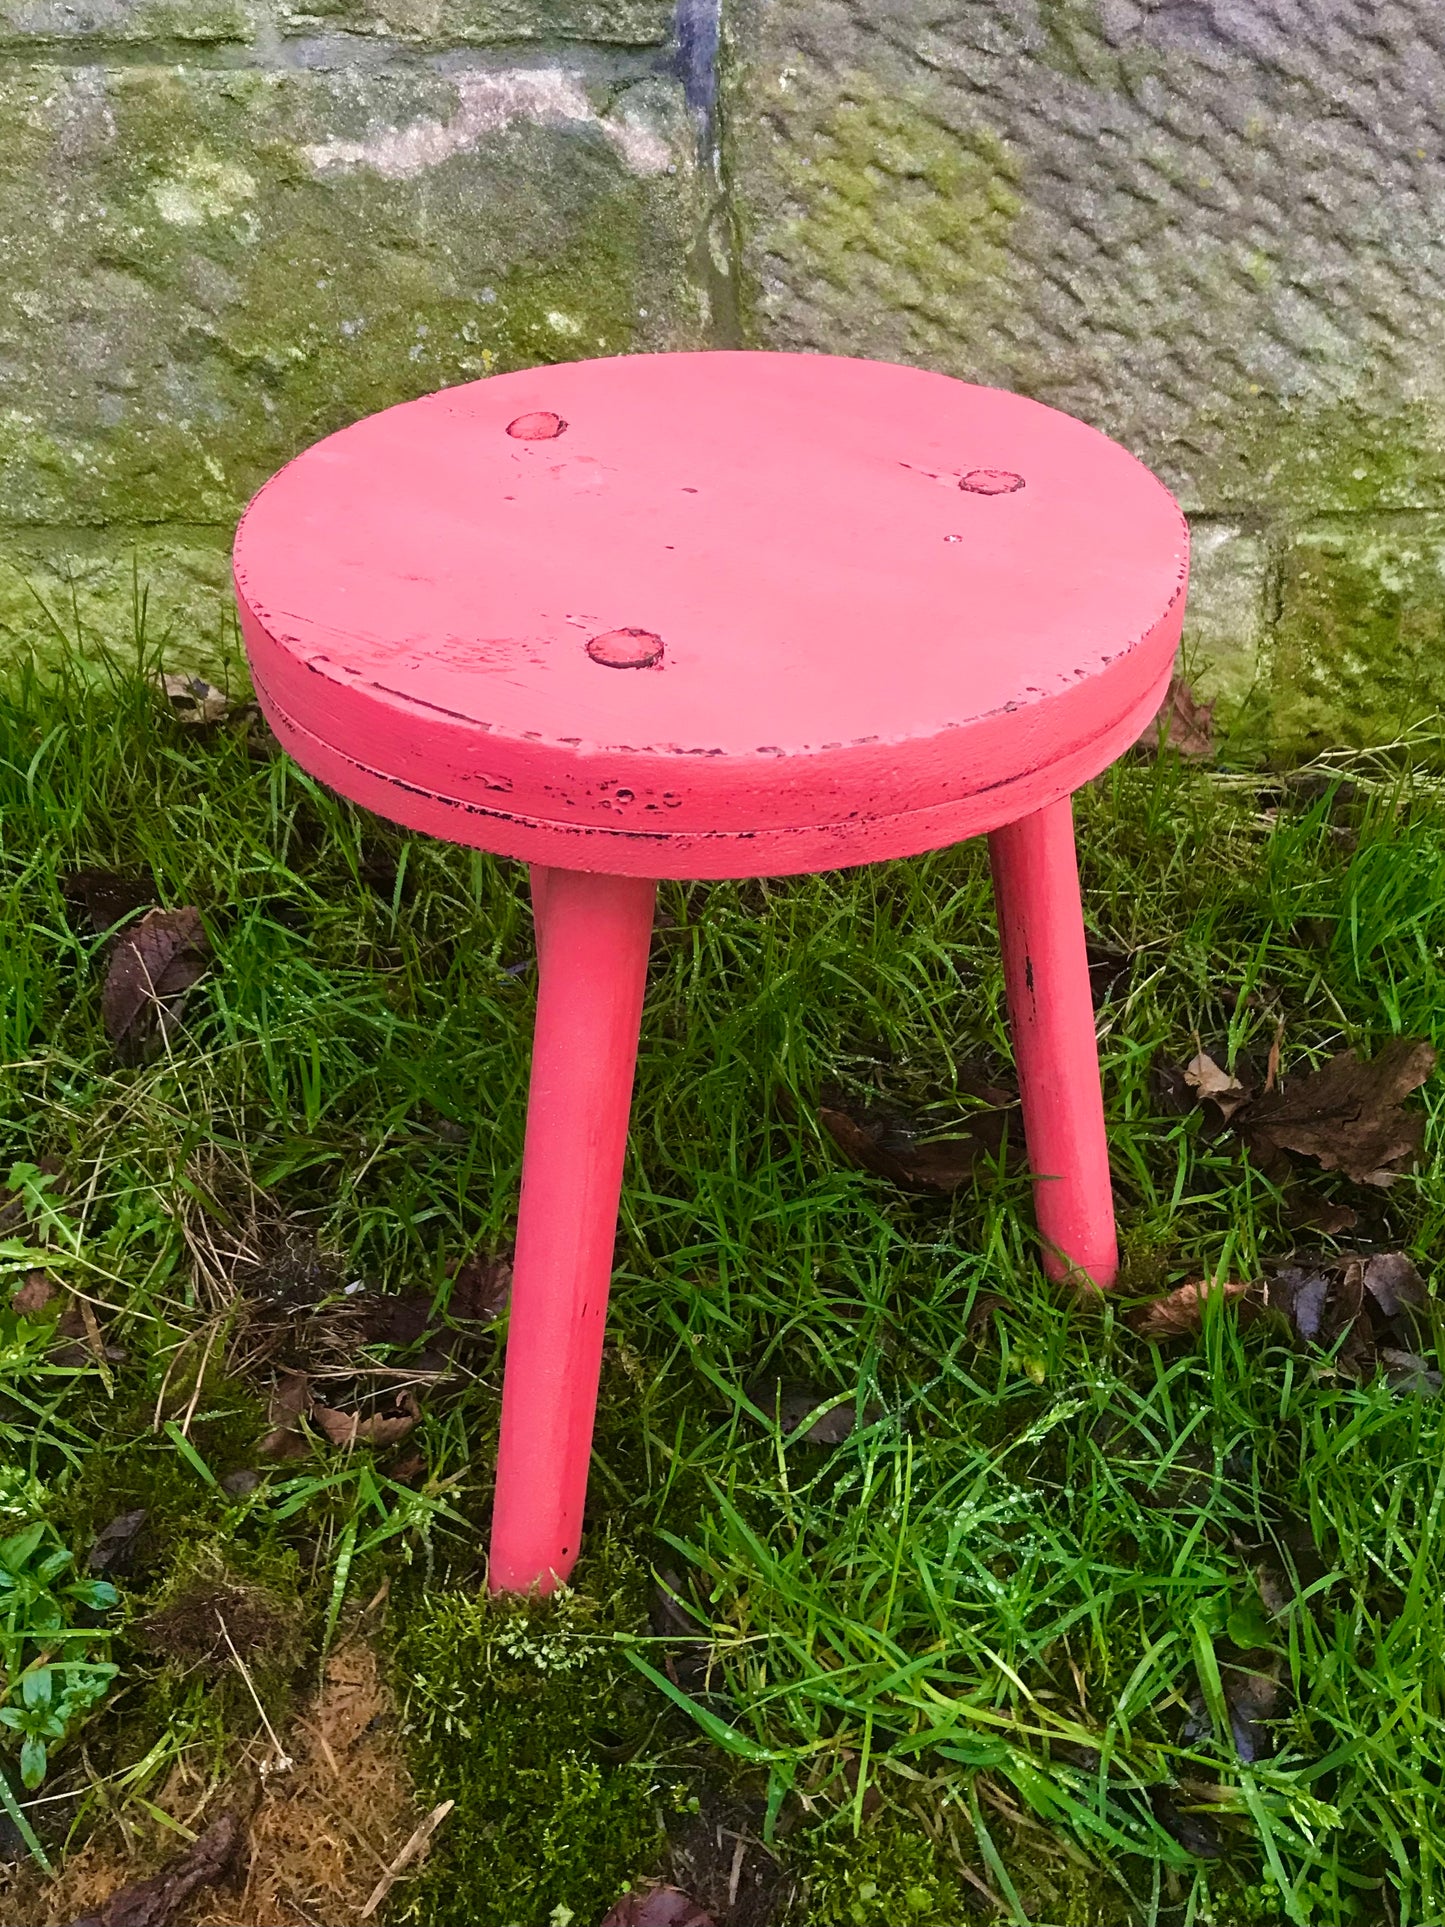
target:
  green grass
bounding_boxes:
[2,640,1445,1924]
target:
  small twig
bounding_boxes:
[74,1293,113,1394]
[359,1801,454,1919]
[152,1327,199,1433]
[956,1855,1008,1913]
[1265,1014,1286,1096]
[178,1316,223,1438]
[215,1613,293,1775]
[306,1365,451,1383]
[295,1715,340,1780]
[728,1831,747,1908]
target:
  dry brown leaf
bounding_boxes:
[600,1887,716,1927]
[87,1509,148,1576]
[1148,1785,1224,1860]
[1287,1196,1360,1237]
[62,1808,244,1927]
[1240,1038,1436,1185]
[1380,1349,1444,1396]
[1184,1052,1251,1121]
[12,1271,55,1317]
[745,1376,881,1445]
[311,1389,420,1450]
[1218,1665,1282,1764]
[259,1370,313,1460]
[446,1251,513,1322]
[1263,1251,1429,1379]
[1134,675,1215,760]
[154,672,232,726]
[1136,1251,1433,1381]
[1131,1277,1257,1340]
[819,1099,1012,1194]
[337,1258,512,1352]
[101,906,211,1062]
[61,867,156,937]
[1362,1251,1428,1319]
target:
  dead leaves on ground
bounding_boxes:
[61,867,157,937]
[744,1375,883,1446]
[600,1890,714,1927]
[1132,1251,1437,1388]
[1146,1034,1440,1373]
[61,867,212,1064]
[152,673,274,756]
[87,1509,149,1577]
[258,1371,314,1461]
[250,1250,510,1463]
[443,1250,514,1324]
[7,1267,127,1373]
[1183,1052,1250,1122]
[1181,1660,1283,1769]
[259,1372,421,1460]
[62,1808,244,1927]
[311,1389,421,1451]
[153,673,235,728]
[11,1271,54,1318]
[817,1078,1018,1195]
[1269,1249,1437,1385]
[1242,1038,1437,1186]
[1132,1278,1256,1341]
[1182,1037,1436,1187]
[101,907,212,1063]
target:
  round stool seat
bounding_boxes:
[234,351,1187,879]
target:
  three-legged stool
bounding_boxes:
[233,351,1189,1593]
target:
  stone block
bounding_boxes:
[0,62,705,531]
[273,2,675,45]
[1272,520,1445,752]
[0,2,255,38]
[0,526,238,669]
[0,0,674,43]
[1179,521,1267,719]
[729,0,1445,518]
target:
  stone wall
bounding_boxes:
[727,0,1445,750]
[0,2,716,655]
[4,0,1443,748]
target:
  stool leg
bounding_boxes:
[490,867,657,1593]
[988,797,1118,1289]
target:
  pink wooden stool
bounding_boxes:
[233,351,1188,1595]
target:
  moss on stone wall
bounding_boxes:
[1272,521,1445,752]
[0,64,703,531]
[0,0,674,46]
[736,65,1020,363]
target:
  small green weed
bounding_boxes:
[0,1520,116,1790]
